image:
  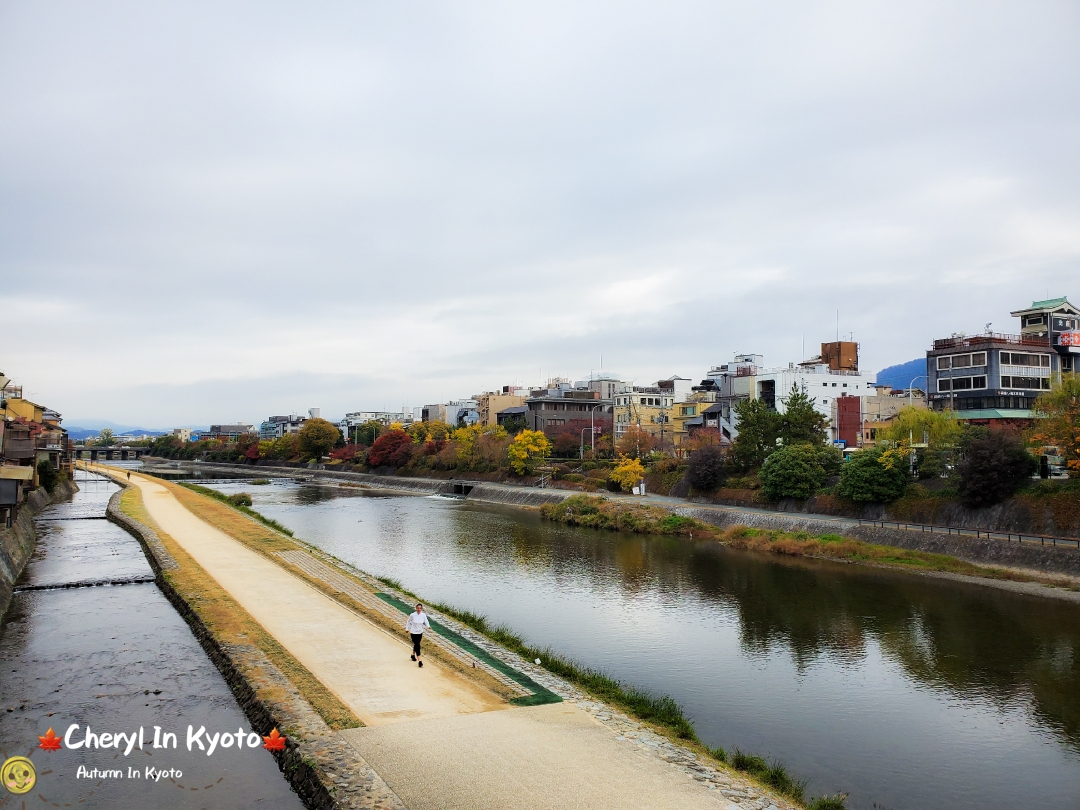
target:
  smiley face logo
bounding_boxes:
[1,756,36,794]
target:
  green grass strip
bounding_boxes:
[374,592,562,706]
[177,482,296,536]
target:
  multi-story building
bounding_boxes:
[172,428,192,443]
[207,424,256,442]
[259,414,306,441]
[926,296,1077,426]
[421,400,479,427]
[861,386,927,445]
[698,343,877,446]
[476,386,528,427]
[612,377,692,446]
[1,372,69,521]
[525,379,614,438]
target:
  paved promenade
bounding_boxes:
[118,469,790,810]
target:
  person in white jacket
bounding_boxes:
[406,603,431,668]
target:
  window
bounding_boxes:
[938,376,987,392]
[1000,352,1050,367]
[938,352,987,370]
[1026,315,1046,327]
[1000,376,1051,390]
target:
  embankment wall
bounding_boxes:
[0,479,78,618]
[678,506,1080,579]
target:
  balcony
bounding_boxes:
[933,333,1049,351]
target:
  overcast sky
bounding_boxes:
[2,1,1078,427]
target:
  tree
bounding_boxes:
[266,433,300,460]
[684,428,723,453]
[838,448,909,503]
[501,415,528,435]
[616,425,658,459]
[98,428,115,447]
[759,443,839,501]
[956,431,1037,508]
[610,456,646,492]
[36,459,60,493]
[730,398,781,471]
[352,419,384,446]
[880,406,962,449]
[507,429,551,475]
[1031,373,1080,477]
[368,430,415,468]
[687,445,727,492]
[298,418,341,460]
[779,384,829,446]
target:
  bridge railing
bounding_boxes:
[856,518,1080,549]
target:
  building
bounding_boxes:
[926,296,1077,426]
[421,400,479,427]
[259,414,308,441]
[611,377,692,446]
[525,379,614,438]
[861,386,927,445]
[476,386,528,427]
[700,343,877,446]
[172,428,192,443]
[207,424,256,442]
[1,372,69,523]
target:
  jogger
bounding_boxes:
[406,603,431,668]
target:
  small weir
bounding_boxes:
[0,471,303,808]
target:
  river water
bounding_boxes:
[0,471,303,809]
[197,477,1080,810]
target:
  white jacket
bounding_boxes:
[406,611,430,634]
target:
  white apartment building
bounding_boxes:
[700,344,877,446]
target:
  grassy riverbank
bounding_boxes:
[540,494,1079,590]
[179,482,296,536]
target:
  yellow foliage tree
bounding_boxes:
[1031,373,1080,475]
[507,429,551,475]
[610,456,646,491]
[879,406,961,448]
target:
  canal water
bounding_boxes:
[0,471,303,809]
[197,477,1080,810]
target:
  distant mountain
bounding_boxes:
[875,358,927,390]
[63,419,179,440]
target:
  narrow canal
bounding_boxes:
[197,477,1080,810]
[0,471,303,808]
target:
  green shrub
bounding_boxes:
[36,460,60,493]
[837,448,909,503]
[957,432,1038,508]
[227,492,253,507]
[759,444,838,500]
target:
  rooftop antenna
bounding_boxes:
[985,322,993,334]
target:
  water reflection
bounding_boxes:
[204,480,1080,809]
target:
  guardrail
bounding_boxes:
[856,519,1080,549]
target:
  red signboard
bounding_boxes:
[1060,331,1080,347]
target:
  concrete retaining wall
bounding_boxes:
[0,478,78,618]
[679,506,1080,579]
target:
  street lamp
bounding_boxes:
[907,374,928,477]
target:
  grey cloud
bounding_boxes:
[2,1,1078,424]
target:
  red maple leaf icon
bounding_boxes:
[38,727,62,751]
[262,728,286,751]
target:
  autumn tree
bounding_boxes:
[687,445,727,492]
[368,430,415,468]
[616,425,658,459]
[610,456,646,492]
[507,429,551,475]
[97,428,115,447]
[298,418,342,460]
[1031,373,1080,477]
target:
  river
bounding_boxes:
[0,471,303,808]
[196,476,1080,810]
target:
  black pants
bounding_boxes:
[411,633,424,656]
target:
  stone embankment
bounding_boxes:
[675,506,1080,580]
[0,477,78,616]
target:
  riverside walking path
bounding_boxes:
[110,468,793,810]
